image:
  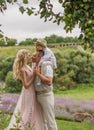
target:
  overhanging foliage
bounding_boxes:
[0,0,94,50]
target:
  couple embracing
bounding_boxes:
[5,39,58,130]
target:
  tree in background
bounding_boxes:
[0,34,81,46]
[0,37,17,46]
[0,0,94,50]
[19,38,33,46]
[6,37,17,46]
[45,35,82,44]
[45,34,58,43]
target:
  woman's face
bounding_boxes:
[26,51,31,62]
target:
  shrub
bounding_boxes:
[0,57,14,81]
[5,71,22,93]
[54,49,94,90]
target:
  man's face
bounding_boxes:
[31,51,41,63]
[36,45,44,51]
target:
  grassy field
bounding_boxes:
[1,113,94,130]
[0,45,75,59]
[1,115,94,130]
[0,46,35,58]
[55,84,94,100]
[56,120,94,130]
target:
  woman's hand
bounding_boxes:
[33,68,36,78]
[35,66,41,75]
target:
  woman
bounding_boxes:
[5,49,44,130]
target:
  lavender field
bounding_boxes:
[1,94,94,123]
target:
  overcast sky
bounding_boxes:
[0,0,81,42]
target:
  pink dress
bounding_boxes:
[5,66,44,130]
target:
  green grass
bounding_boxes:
[0,113,11,130]
[0,46,35,58]
[55,84,94,100]
[0,45,76,58]
[56,120,94,130]
[1,114,94,130]
[3,120,94,130]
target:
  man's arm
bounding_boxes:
[35,65,53,85]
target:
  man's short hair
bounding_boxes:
[35,39,47,48]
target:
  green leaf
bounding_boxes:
[40,11,46,18]
[58,0,62,3]
[7,0,12,3]
[23,0,28,4]
[19,6,25,14]
[27,8,33,15]
[44,18,47,22]
[53,20,57,23]
[0,33,3,38]
[84,5,89,10]
[79,34,83,39]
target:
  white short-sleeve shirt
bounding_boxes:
[34,65,53,92]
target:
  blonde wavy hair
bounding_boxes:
[13,49,30,80]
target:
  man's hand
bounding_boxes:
[35,66,52,86]
[35,66,41,75]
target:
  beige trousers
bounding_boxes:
[37,91,58,130]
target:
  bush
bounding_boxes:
[5,71,22,93]
[54,49,94,90]
[0,57,14,81]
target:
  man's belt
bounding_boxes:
[36,89,51,95]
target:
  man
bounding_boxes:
[32,50,58,130]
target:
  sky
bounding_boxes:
[0,0,81,42]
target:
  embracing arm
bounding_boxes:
[21,70,35,89]
[35,66,53,85]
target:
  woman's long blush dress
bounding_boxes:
[5,66,44,130]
